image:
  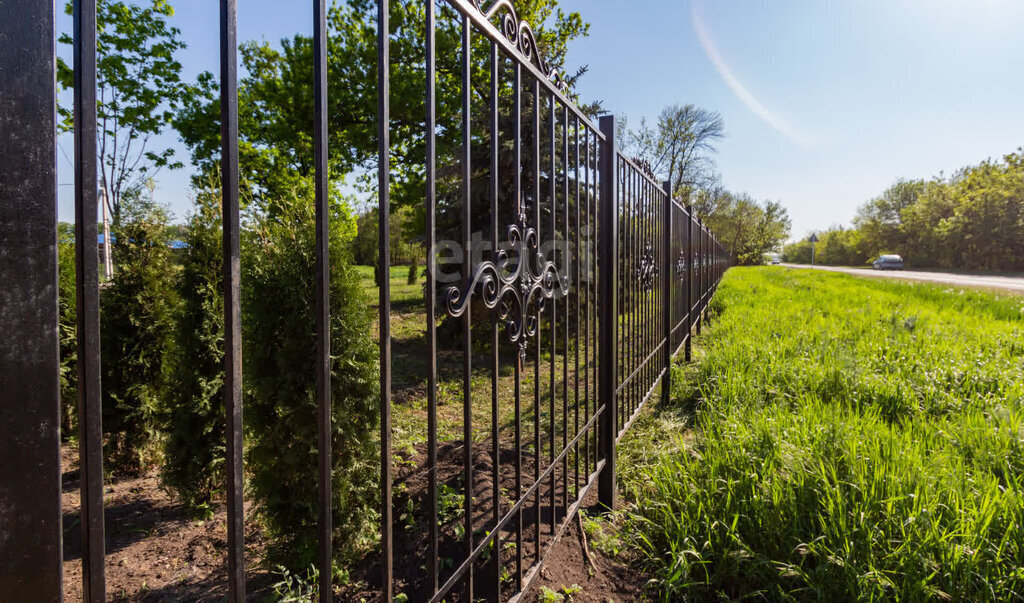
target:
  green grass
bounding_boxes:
[620,266,1024,601]
[354,264,590,462]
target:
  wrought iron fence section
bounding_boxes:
[0,0,731,600]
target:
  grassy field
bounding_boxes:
[619,267,1024,601]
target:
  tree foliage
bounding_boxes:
[352,204,419,266]
[623,104,724,199]
[242,184,379,568]
[57,0,188,219]
[58,224,78,439]
[696,190,791,265]
[162,176,225,512]
[101,191,178,473]
[175,0,591,214]
[786,150,1024,271]
[621,103,788,264]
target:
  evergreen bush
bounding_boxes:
[58,224,78,439]
[163,180,225,512]
[101,191,178,473]
[243,185,379,568]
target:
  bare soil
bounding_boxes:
[60,446,273,602]
[60,440,645,602]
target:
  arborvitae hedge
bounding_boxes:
[101,192,178,473]
[57,224,78,439]
[243,188,379,568]
[162,183,225,512]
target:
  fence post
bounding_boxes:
[597,115,618,510]
[0,0,63,598]
[661,181,672,406]
[684,205,693,362]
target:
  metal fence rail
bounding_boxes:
[0,0,729,601]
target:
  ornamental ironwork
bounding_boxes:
[630,156,657,180]
[445,211,569,360]
[675,248,687,280]
[474,0,569,93]
[638,244,657,290]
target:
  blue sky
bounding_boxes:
[57,0,1024,240]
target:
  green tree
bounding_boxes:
[816,227,867,266]
[162,176,225,512]
[782,238,812,264]
[57,0,188,219]
[101,191,178,473]
[944,155,1024,270]
[352,204,419,266]
[826,148,1024,271]
[700,192,790,265]
[853,179,924,258]
[174,0,591,213]
[242,183,379,568]
[624,104,725,200]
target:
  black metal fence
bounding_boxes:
[0,0,728,601]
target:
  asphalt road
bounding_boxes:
[780,264,1024,293]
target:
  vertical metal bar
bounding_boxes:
[313,0,332,599]
[424,0,439,594]
[488,41,502,595]
[642,178,648,401]
[701,225,705,316]
[633,173,638,410]
[591,132,598,477]
[626,164,632,425]
[562,105,569,514]
[651,181,657,389]
[460,16,474,597]
[532,76,541,563]
[638,180,643,403]
[548,92,557,536]
[0,0,63,596]
[661,182,671,405]
[573,116,580,500]
[377,0,393,598]
[597,116,617,510]
[582,127,591,482]
[685,205,692,362]
[71,0,108,598]
[703,223,708,320]
[641,177,646,404]
[630,170,637,417]
[513,61,524,586]
[619,163,626,433]
[220,0,245,598]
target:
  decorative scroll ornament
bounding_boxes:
[445,211,569,360]
[474,0,569,93]
[675,248,687,280]
[630,156,657,181]
[638,244,657,290]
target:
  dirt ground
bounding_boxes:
[520,489,649,603]
[60,442,646,602]
[61,446,273,602]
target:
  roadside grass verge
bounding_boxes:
[620,266,1024,601]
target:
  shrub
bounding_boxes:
[243,185,379,568]
[101,190,178,473]
[407,257,418,285]
[58,223,78,439]
[162,180,225,512]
